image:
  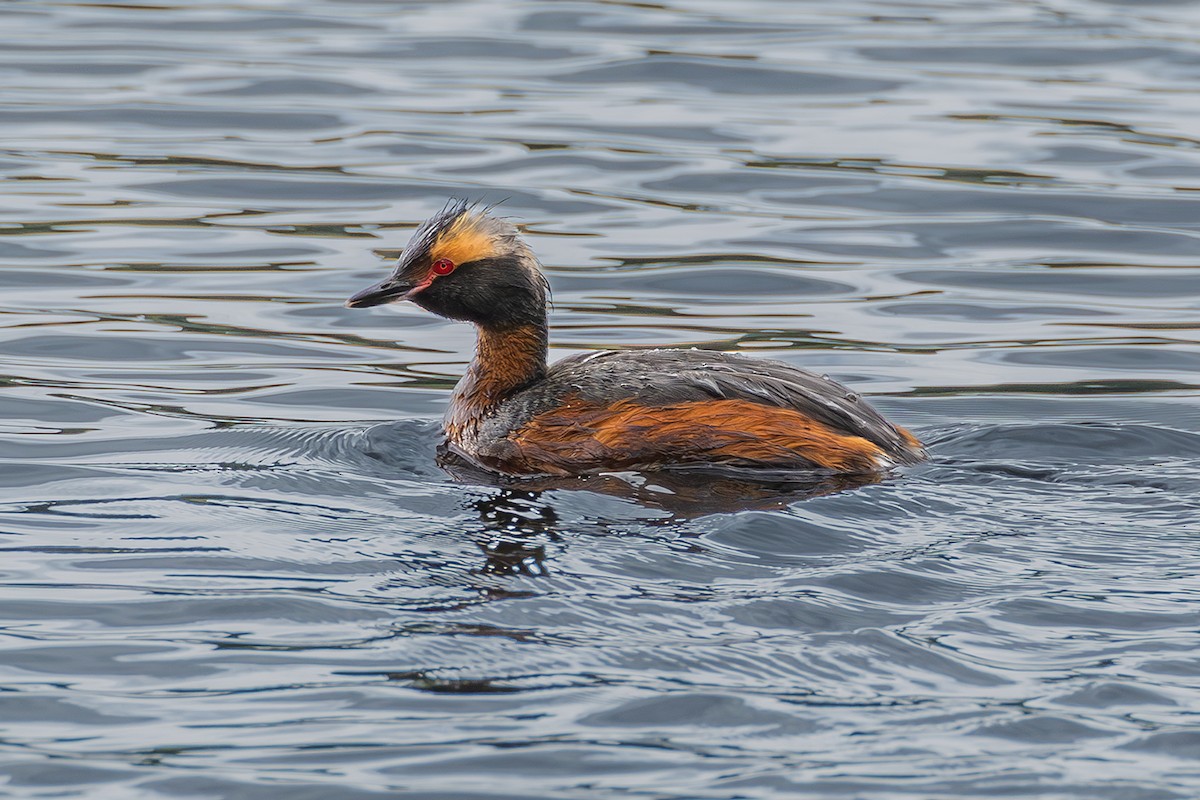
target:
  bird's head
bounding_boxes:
[345,200,548,328]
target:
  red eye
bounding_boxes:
[431,258,455,276]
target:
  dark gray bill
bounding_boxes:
[344,277,416,309]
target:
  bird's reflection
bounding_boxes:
[442,447,884,574]
[468,489,558,576]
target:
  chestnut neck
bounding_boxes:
[452,318,549,417]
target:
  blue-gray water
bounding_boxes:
[2,1,1199,798]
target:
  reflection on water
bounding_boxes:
[442,448,884,520]
[2,0,1200,798]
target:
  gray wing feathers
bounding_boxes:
[547,349,920,460]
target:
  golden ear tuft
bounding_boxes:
[431,213,496,269]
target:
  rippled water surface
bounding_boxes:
[3,1,1200,797]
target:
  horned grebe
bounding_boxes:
[346,201,925,477]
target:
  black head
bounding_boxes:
[345,200,548,329]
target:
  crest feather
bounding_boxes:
[432,209,503,267]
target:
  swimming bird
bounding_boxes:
[346,201,925,477]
